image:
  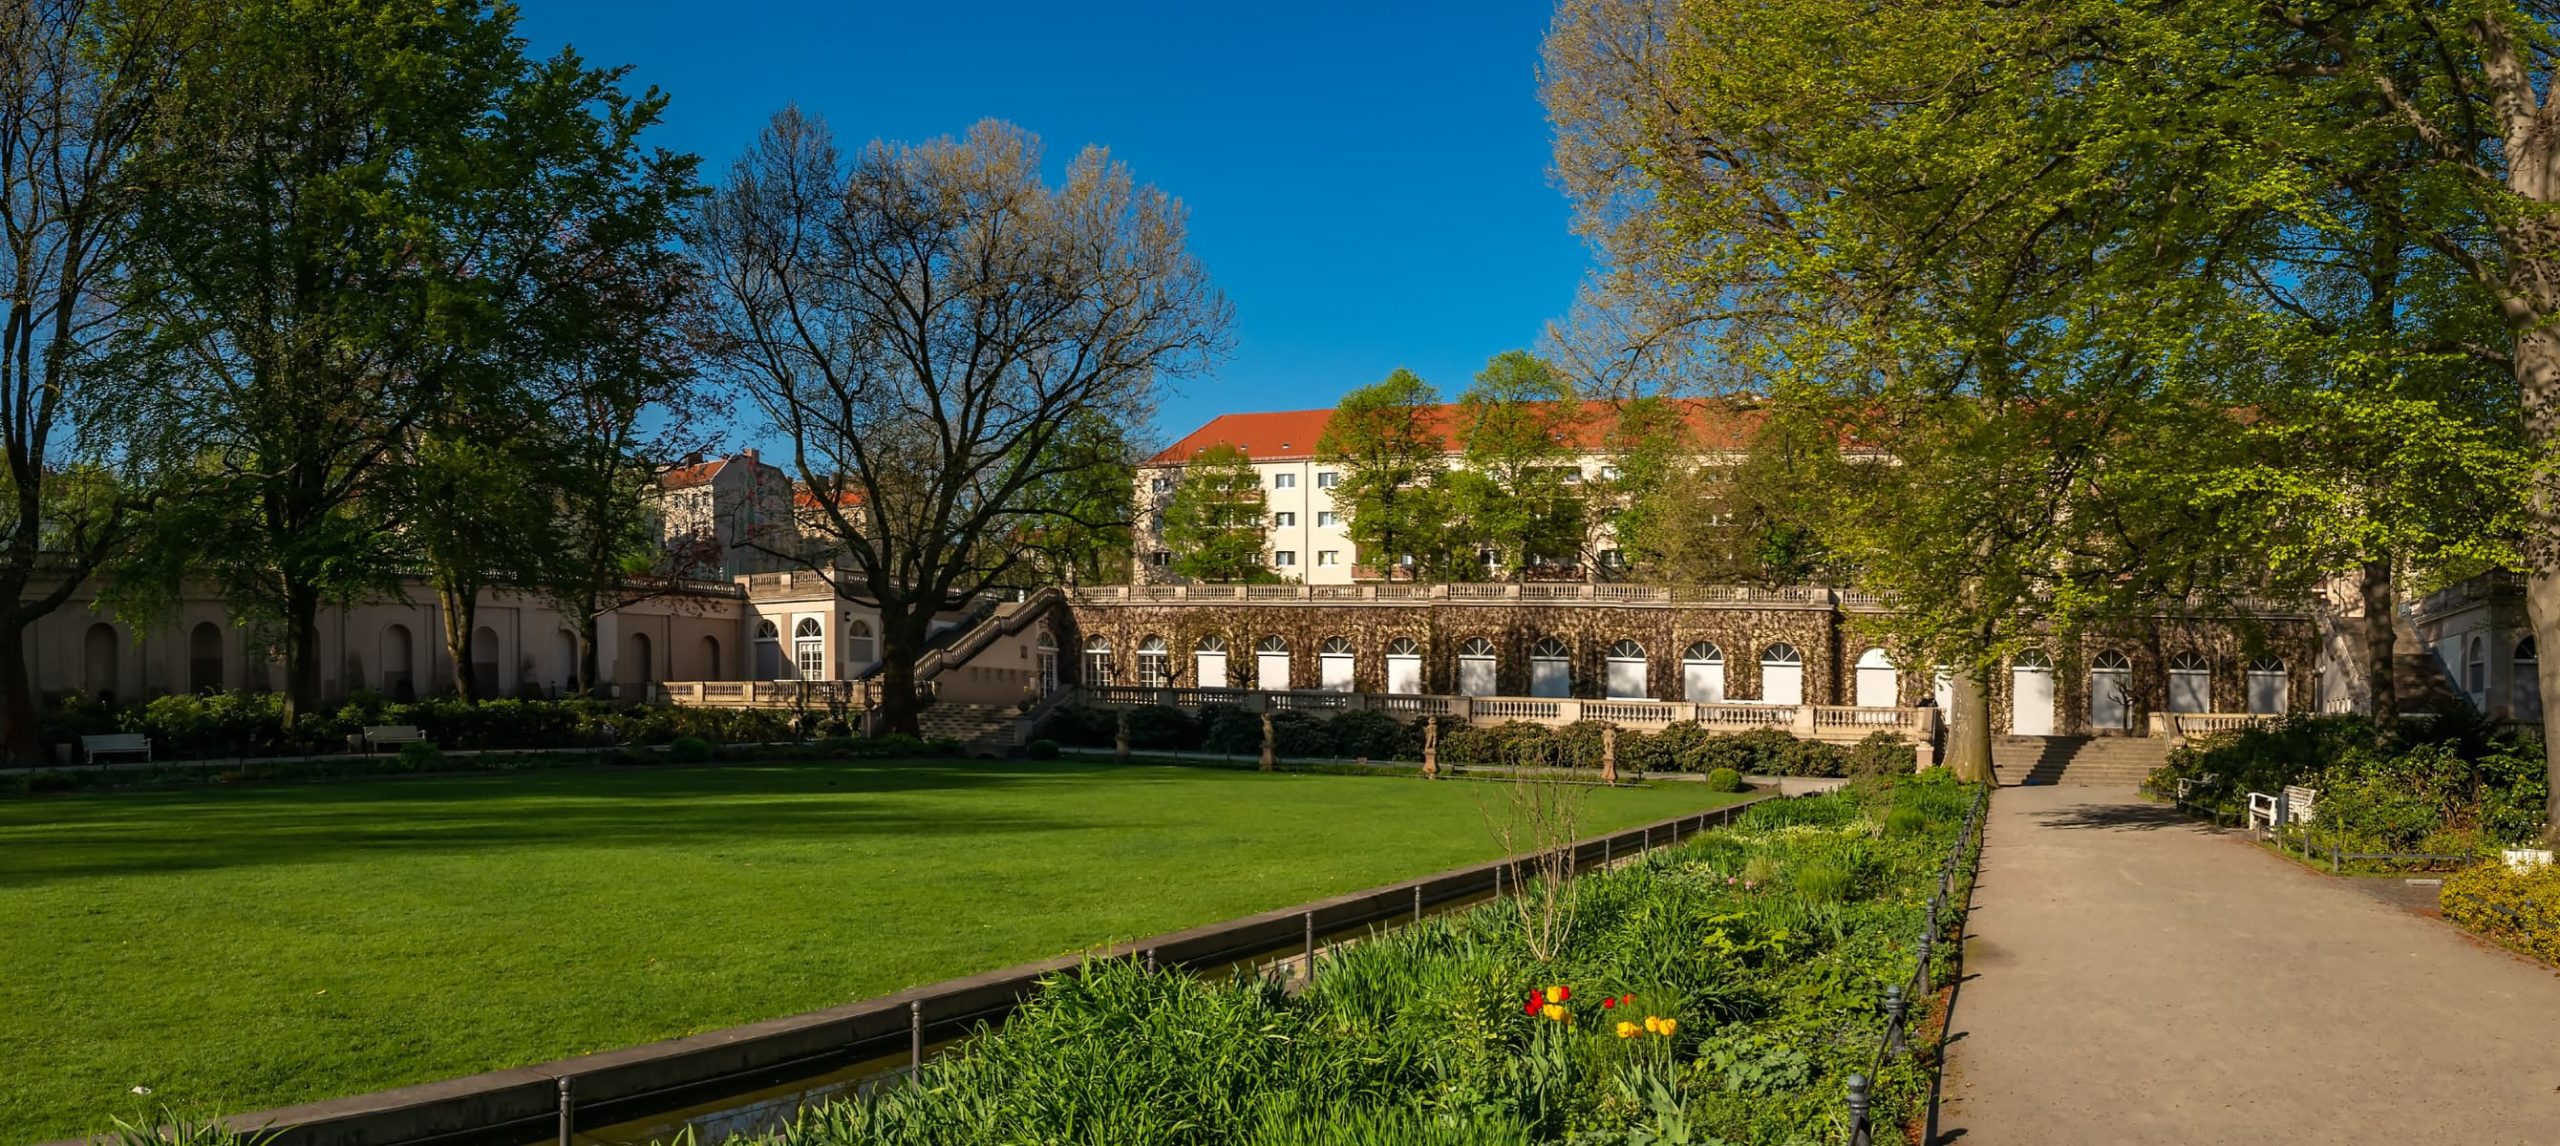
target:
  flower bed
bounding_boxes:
[747,772,1982,1145]
[2442,860,2560,966]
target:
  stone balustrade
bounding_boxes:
[1076,684,1939,744]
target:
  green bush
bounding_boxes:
[396,741,442,771]
[2444,859,2560,965]
[665,736,715,764]
[1845,731,1915,777]
[2148,712,2547,855]
[1703,767,1744,793]
[1025,738,1059,760]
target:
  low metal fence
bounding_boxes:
[1846,783,1990,1146]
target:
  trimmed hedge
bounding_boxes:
[36,691,808,761]
[1031,704,1917,776]
[2443,860,2560,965]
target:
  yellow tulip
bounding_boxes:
[1540,1003,1565,1021]
[1642,1016,1661,1034]
[1544,986,1564,1004]
[1658,1018,1678,1037]
[1615,1021,1639,1039]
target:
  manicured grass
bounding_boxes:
[0,758,1747,1141]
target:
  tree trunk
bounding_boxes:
[281,579,323,726]
[2518,321,2560,842]
[439,580,479,702]
[0,619,39,766]
[876,614,924,737]
[2360,556,2397,731]
[1946,667,1994,784]
[574,609,601,698]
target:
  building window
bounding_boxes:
[1150,476,1174,493]
[2467,636,2488,702]
[1561,469,1583,484]
[1599,464,1621,481]
[1385,637,1423,693]
[844,621,874,670]
[1273,473,1297,489]
[1320,636,1356,692]
[1457,637,1497,696]
[2168,651,2211,714]
[1530,637,1571,698]
[1195,635,1229,688]
[1317,550,1340,566]
[1316,471,1339,489]
[1256,635,1290,689]
[1599,548,1624,569]
[1759,642,1804,706]
[1682,642,1725,703]
[1273,511,1296,527]
[2518,637,2542,720]
[1605,639,1648,699]
[1316,511,1340,527]
[1150,551,1170,567]
[2245,656,2287,714]
[1137,636,1170,687]
[1084,638,1115,686]
[793,618,825,680]
[1273,550,1297,567]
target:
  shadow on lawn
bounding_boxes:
[0,757,1203,886]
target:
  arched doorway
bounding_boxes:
[472,625,501,694]
[1759,643,1803,706]
[83,622,117,698]
[2519,637,2542,721]
[1853,648,1898,708]
[557,630,581,694]
[2011,650,2055,735]
[188,622,223,694]
[2167,651,2210,714]
[1457,637,1497,696]
[1682,642,1725,703]
[627,630,655,685]
[753,618,782,679]
[1529,637,1571,698]
[1384,637,1422,694]
[843,621,875,671]
[699,635,723,681]
[789,619,820,680]
[2246,657,2287,714]
[381,624,415,699]
[2089,650,2133,730]
[1083,637,1116,686]
[1319,637,1355,692]
[1254,636,1289,690]
[1035,631,1059,695]
[1605,640,1648,699]
[1137,636,1170,687]
[1194,635,1228,688]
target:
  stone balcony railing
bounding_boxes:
[1074,582,1834,608]
[1076,684,1939,743]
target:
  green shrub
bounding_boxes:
[2444,859,2560,965]
[665,736,715,764]
[1884,806,1930,837]
[1327,709,1416,761]
[396,741,442,771]
[1845,731,1915,777]
[1703,767,1744,793]
[1025,738,1059,760]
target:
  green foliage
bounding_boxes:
[396,741,443,771]
[1025,739,1060,760]
[2148,713,2548,857]
[744,772,1982,1145]
[2443,861,2560,966]
[1844,732,1915,778]
[1448,350,1587,578]
[1701,767,1743,793]
[34,692,801,762]
[1158,443,1274,583]
[666,736,716,764]
[1315,368,1449,580]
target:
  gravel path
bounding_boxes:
[1937,785,2560,1145]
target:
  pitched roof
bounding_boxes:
[1143,398,1766,466]
[660,458,728,489]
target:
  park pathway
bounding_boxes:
[1937,785,2560,1145]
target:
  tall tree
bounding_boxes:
[697,112,1229,735]
[1313,368,1446,581]
[1017,412,1138,588]
[1157,443,1272,584]
[1449,350,1585,580]
[0,0,186,760]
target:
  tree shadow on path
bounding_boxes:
[2028,800,2197,833]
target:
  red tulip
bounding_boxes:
[1601,997,1617,1009]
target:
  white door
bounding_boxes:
[1386,654,1422,694]
[1531,659,1569,698]
[1320,655,1354,692]
[1853,649,1898,708]
[1684,661,1725,702]
[1257,652,1290,690]
[1459,655,1495,696]
[2090,669,2131,729]
[1604,641,1648,699]
[2012,653,2055,735]
[1197,651,1227,689]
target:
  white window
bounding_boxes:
[2012,649,2056,735]
[1273,473,1297,489]
[1084,638,1115,686]
[1316,550,1340,566]
[1137,636,1170,687]
[1316,511,1340,527]
[793,617,825,680]
[1385,637,1423,694]
[1273,511,1296,527]
[1759,642,1803,706]
[1561,469,1583,484]
[1256,636,1290,689]
[1530,637,1571,698]
[844,620,874,670]
[1195,635,1228,688]
[1599,465,1621,481]
[1457,637,1498,696]
[2168,652,2210,714]
[1316,471,1339,489]
[1273,550,1297,567]
[1320,637,1356,692]
[2089,650,2133,729]
[1682,643,1725,703]
[2246,656,2287,715]
[1599,549,1624,569]
[1605,640,1648,699]
[1036,632,1059,695]
[1150,476,1174,493]
[1853,648,1898,708]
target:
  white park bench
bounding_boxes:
[80,732,150,765]
[2247,786,2320,832]
[361,725,429,753]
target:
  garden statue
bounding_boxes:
[1422,716,1439,779]
[1260,710,1275,771]
[1600,725,1618,786]
[1115,710,1130,762]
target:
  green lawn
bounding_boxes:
[0,758,1745,1141]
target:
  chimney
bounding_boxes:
[743,448,759,463]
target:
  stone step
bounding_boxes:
[1990,735,2168,787]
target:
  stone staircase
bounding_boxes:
[914,701,1026,754]
[1991,735,2169,788]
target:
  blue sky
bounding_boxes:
[510,1,1594,447]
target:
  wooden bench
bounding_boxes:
[80,732,151,765]
[361,725,429,753]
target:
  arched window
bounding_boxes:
[188,621,223,694]
[83,621,117,698]
[1530,637,1571,698]
[2089,650,2134,729]
[1255,635,1290,690]
[844,620,875,670]
[472,625,502,693]
[700,635,723,681]
[793,617,824,680]
[1084,636,1115,686]
[1137,636,1170,687]
[1036,631,1060,695]
[2466,635,2489,703]
[2167,651,2210,714]
[1195,635,1229,688]
[1853,647,1898,709]
[381,623,415,699]
[1385,637,1423,694]
[1320,636,1356,692]
[1759,642,1803,706]
[2245,656,2287,715]
[1457,636,1497,697]
[2011,649,2055,734]
[1681,642,1725,703]
[1605,639,1648,699]
[628,630,655,686]
[753,618,784,680]
[2519,637,2542,721]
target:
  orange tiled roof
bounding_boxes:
[1143,398,1765,466]
[659,458,728,489]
